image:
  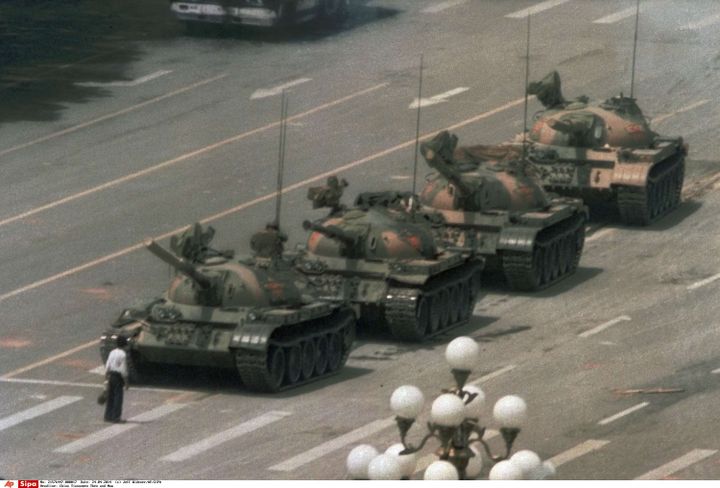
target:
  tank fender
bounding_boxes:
[230,321,276,352]
[611,162,652,187]
[497,226,540,253]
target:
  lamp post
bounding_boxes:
[346,336,555,480]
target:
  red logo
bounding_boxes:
[19,482,38,488]
[4,482,14,488]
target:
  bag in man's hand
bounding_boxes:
[97,381,108,405]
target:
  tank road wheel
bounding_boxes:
[326,333,343,372]
[300,341,316,380]
[314,336,329,376]
[285,345,302,385]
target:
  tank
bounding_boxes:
[524,70,687,225]
[296,177,485,342]
[99,223,356,393]
[418,130,587,292]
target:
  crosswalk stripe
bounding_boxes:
[55,403,187,454]
[0,396,82,432]
[269,417,396,472]
[505,0,573,19]
[593,7,635,24]
[635,449,718,480]
[162,410,291,462]
[547,439,610,467]
[598,402,648,425]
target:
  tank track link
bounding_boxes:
[502,212,586,291]
[234,308,355,393]
[384,262,484,342]
[617,158,685,226]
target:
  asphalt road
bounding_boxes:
[1,0,720,480]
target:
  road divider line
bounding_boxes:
[505,0,573,18]
[592,7,636,24]
[55,403,187,454]
[251,78,312,99]
[653,99,710,125]
[409,87,469,109]
[0,82,387,229]
[421,0,468,14]
[687,273,720,291]
[0,377,191,394]
[598,402,648,425]
[1,340,97,378]
[680,13,720,31]
[0,74,228,159]
[0,94,526,307]
[76,70,173,88]
[579,315,631,338]
[0,396,82,432]
[635,449,718,480]
[547,439,610,467]
[269,417,396,471]
[712,368,720,374]
[468,364,516,387]
[162,410,291,462]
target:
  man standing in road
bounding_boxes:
[104,336,129,423]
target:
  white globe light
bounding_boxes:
[489,460,523,480]
[445,336,480,371]
[463,385,485,419]
[424,460,459,480]
[346,444,379,479]
[541,460,556,479]
[390,385,425,419]
[465,444,483,479]
[493,395,527,428]
[431,393,466,427]
[368,453,403,480]
[510,450,543,479]
[384,443,417,478]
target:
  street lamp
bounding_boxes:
[346,336,555,480]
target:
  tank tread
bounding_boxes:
[234,308,355,393]
[502,212,586,291]
[617,157,685,226]
[385,261,484,342]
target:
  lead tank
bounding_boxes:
[525,70,687,225]
[296,177,485,342]
[418,130,587,291]
[99,223,355,393]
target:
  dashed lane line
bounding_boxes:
[0,396,82,432]
[547,439,610,467]
[55,403,187,454]
[421,0,468,14]
[76,70,172,88]
[579,315,631,339]
[635,449,718,480]
[250,78,312,100]
[0,73,228,159]
[653,99,710,125]
[598,402,649,426]
[680,13,720,31]
[687,273,720,291]
[505,0,573,19]
[162,411,291,462]
[467,364,516,387]
[592,7,636,24]
[1,339,97,379]
[0,377,191,395]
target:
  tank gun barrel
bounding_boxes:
[302,220,357,248]
[420,134,474,196]
[145,239,214,289]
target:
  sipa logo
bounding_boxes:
[19,482,38,488]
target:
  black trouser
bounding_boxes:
[104,371,125,422]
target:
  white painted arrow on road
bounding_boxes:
[250,78,312,99]
[76,70,172,88]
[409,87,469,109]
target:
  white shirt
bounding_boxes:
[105,348,128,381]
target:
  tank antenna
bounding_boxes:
[630,0,641,98]
[411,54,424,199]
[274,90,288,230]
[522,12,531,161]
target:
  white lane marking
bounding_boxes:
[0,396,82,432]
[89,366,106,375]
[413,430,499,474]
[635,449,718,480]
[505,0,573,18]
[1,339,97,379]
[598,402,649,425]
[0,74,228,159]
[653,99,710,125]
[547,440,610,467]
[687,272,720,291]
[0,83,386,233]
[55,403,187,454]
[712,368,720,374]
[76,70,172,88]
[409,87,469,109]
[680,13,720,31]
[269,417,396,471]
[250,78,312,99]
[0,93,525,307]
[579,315,631,338]
[422,0,467,14]
[586,227,616,243]
[467,365,516,387]
[592,7,636,24]
[0,377,191,394]
[162,410,291,462]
